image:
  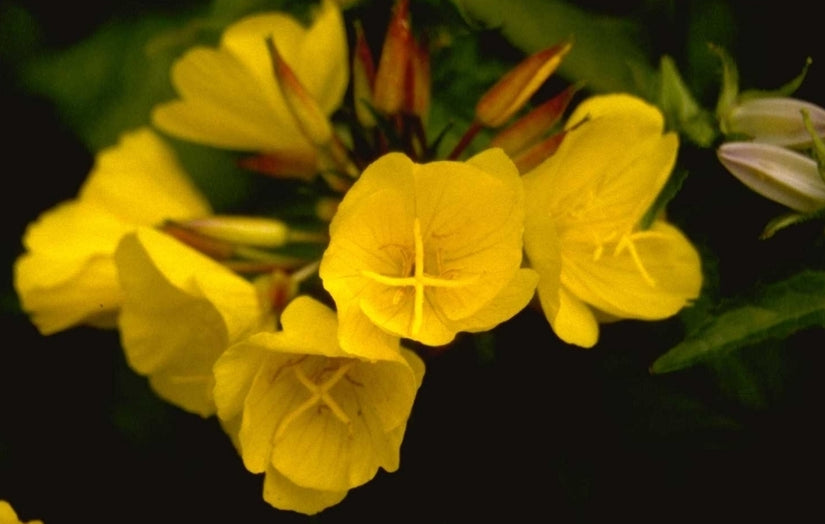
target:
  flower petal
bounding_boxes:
[561,221,702,320]
[116,227,264,416]
[262,465,348,515]
[152,1,347,154]
[526,93,677,234]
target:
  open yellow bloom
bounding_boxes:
[319,149,538,351]
[213,296,424,514]
[115,227,271,417]
[523,94,702,348]
[151,0,347,162]
[0,501,43,524]
[13,127,211,335]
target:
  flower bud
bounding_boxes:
[475,40,572,128]
[490,83,577,155]
[352,21,377,128]
[184,215,291,247]
[267,37,333,147]
[405,36,431,120]
[725,97,825,148]
[373,0,412,115]
[717,141,825,213]
[510,131,566,173]
[238,149,319,180]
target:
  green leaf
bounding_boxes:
[651,270,825,374]
[452,0,656,96]
[21,8,209,150]
[709,43,739,129]
[657,55,717,147]
[739,56,813,101]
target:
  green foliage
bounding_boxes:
[651,270,825,374]
[20,9,205,151]
[452,0,657,96]
[656,55,717,147]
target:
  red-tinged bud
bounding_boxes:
[160,222,235,260]
[267,37,333,146]
[490,83,578,155]
[405,35,431,120]
[255,270,299,315]
[352,21,377,127]
[476,40,572,128]
[373,0,412,115]
[238,149,319,180]
[512,131,567,173]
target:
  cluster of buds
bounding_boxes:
[714,46,825,236]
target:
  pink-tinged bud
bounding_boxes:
[161,222,235,260]
[267,37,333,146]
[183,216,290,248]
[717,141,825,213]
[405,35,431,120]
[511,131,566,173]
[475,40,572,128]
[373,0,412,115]
[726,97,825,148]
[238,149,319,180]
[352,21,377,127]
[490,83,578,155]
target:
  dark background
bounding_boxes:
[2,1,824,522]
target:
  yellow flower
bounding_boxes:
[319,149,538,351]
[13,128,211,335]
[115,227,271,417]
[0,501,43,524]
[213,296,424,515]
[151,0,348,162]
[523,94,702,348]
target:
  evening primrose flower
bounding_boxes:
[151,0,348,175]
[115,227,272,416]
[523,94,702,348]
[0,501,43,524]
[213,296,424,514]
[13,127,211,335]
[319,149,538,352]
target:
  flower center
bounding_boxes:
[274,358,355,441]
[360,217,475,336]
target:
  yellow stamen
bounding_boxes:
[360,217,478,336]
[274,360,354,441]
[614,233,656,287]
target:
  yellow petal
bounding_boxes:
[14,252,122,335]
[449,268,538,333]
[13,128,211,336]
[0,500,43,524]
[152,1,347,153]
[81,127,212,223]
[547,286,599,348]
[321,150,528,345]
[213,337,268,422]
[526,93,677,234]
[115,228,265,416]
[231,297,421,493]
[268,357,410,491]
[561,221,702,320]
[262,465,348,515]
